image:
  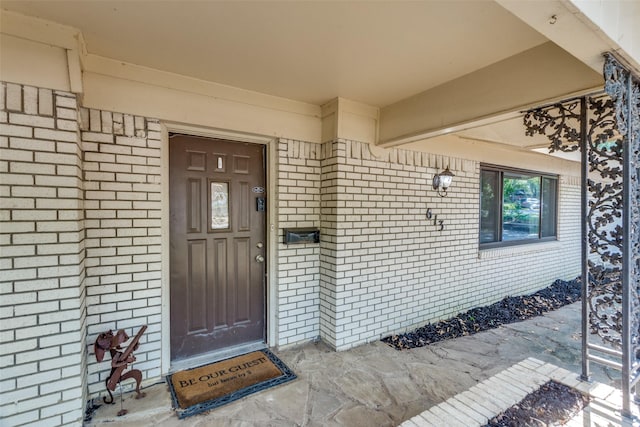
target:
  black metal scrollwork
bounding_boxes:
[525,94,625,347]
[604,53,640,365]
[524,100,581,153]
[584,96,626,349]
[525,52,639,416]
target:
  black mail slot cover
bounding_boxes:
[284,228,320,244]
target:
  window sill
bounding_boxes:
[478,240,562,260]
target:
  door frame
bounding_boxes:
[160,123,278,375]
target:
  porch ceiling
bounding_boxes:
[1,1,604,157]
[2,0,550,108]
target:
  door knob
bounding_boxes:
[255,255,265,263]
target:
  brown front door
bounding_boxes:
[169,134,266,361]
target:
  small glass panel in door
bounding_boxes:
[210,181,230,230]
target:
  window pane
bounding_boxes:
[480,170,500,243]
[541,177,557,237]
[502,174,540,241]
[211,182,229,229]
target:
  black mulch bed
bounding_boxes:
[483,380,589,427]
[382,277,581,350]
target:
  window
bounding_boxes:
[480,165,558,247]
[209,181,230,230]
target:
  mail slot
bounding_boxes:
[284,228,320,245]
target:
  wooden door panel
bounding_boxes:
[234,237,251,323]
[186,150,206,171]
[212,238,228,329]
[187,178,202,233]
[170,135,266,361]
[233,155,250,174]
[238,182,250,231]
[187,240,207,333]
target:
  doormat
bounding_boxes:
[166,349,296,419]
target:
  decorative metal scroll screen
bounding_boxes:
[524,53,639,418]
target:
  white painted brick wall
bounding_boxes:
[1,83,162,424]
[0,82,87,427]
[318,141,343,346]
[335,139,581,349]
[280,139,581,350]
[1,81,584,422]
[276,140,322,346]
[80,108,162,397]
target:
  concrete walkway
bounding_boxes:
[87,302,627,426]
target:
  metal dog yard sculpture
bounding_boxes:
[93,325,147,416]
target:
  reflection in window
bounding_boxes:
[211,182,229,229]
[480,170,500,244]
[480,165,558,247]
[502,174,540,241]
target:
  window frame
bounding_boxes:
[479,164,559,250]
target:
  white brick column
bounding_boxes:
[80,108,163,397]
[276,139,322,346]
[0,82,87,426]
[318,140,345,349]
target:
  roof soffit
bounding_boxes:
[1,0,548,106]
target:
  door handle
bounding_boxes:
[255,255,265,263]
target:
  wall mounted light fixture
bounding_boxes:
[432,167,454,197]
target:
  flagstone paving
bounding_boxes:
[87,302,632,426]
[402,357,639,427]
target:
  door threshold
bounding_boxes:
[169,341,267,373]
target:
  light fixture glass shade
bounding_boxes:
[432,167,455,197]
[439,167,454,189]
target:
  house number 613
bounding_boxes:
[426,208,445,231]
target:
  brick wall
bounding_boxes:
[318,140,342,347]
[80,108,163,396]
[0,81,164,426]
[297,139,581,350]
[0,83,87,426]
[276,139,322,346]
[0,80,583,423]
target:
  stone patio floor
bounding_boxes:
[401,357,639,427]
[86,302,638,426]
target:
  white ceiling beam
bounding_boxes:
[498,0,640,75]
[377,42,602,147]
[0,9,80,49]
